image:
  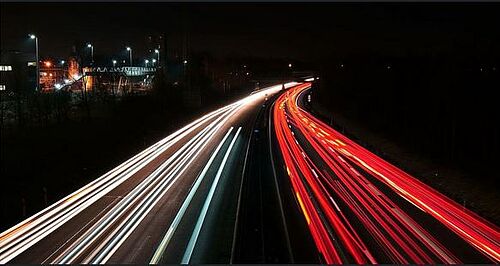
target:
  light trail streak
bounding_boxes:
[0,82,293,263]
[0,106,230,263]
[273,83,500,263]
[56,107,236,264]
[181,127,242,264]
[149,128,235,264]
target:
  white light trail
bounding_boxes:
[181,127,242,264]
[0,83,291,263]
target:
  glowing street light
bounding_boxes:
[154,49,160,65]
[183,60,188,64]
[288,63,292,68]
[87,43,94,65]
[145,59,149,67]
[28,34,39,91]
[152,58,157,67]
[112,60,117,67]
[60,60,65,65]
[126,47,133,66]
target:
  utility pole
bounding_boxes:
[29,34,40,91]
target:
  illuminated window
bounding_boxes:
[0,65,13,71]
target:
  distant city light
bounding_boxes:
[183,60,188,64]
[152,59,157,63]
[54,83,62,89]
[145,59,149,63]
[126,47,131,51]
[64,79,70,84]
[60,60,65,65]
[87,43,92,48]
[44,61,52,67]
[288,63,292,68]
[154,49,159,53]
[0,65,13,71]
[316,77,320,80]
[29,34,36,39]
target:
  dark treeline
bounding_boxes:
[315,53,499,178]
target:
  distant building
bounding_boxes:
[39,59,66,91]
[0,50,37,93]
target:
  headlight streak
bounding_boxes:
[0,83,291,264]
[0,105,233,264]
[90,105,249,264]
[273,83,500,264]
[55,106,237,264]
[149,127,235,264]
[181,127,242,264]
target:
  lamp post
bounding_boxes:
[126,47,133,66]
[145,59,149,67]
[87,43,94,65]
[152,58,157,67]
[29,34,39,91]
[112,60,117,67]
[154,49,160,65]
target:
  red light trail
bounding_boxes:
[273,83,500,264]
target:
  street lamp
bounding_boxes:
[145,59,149,67]
[126,47,133,66]
[29,34,39,91]
[112,60,117,67]
[288,63,292,68]
[87,43,94,65]
[152,58,157,67]
[154,49,160,65]
[60,60,65,65]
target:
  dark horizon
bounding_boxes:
[2,3,500,62]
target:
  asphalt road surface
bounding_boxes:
[1,81,498,264]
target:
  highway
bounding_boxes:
[0,82,297,264]
[272,82,500,264]
[1,81,498,264]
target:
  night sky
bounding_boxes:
[1,3,500,62]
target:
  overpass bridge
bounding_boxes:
[82,66,156,77]
[60,66,157,94]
